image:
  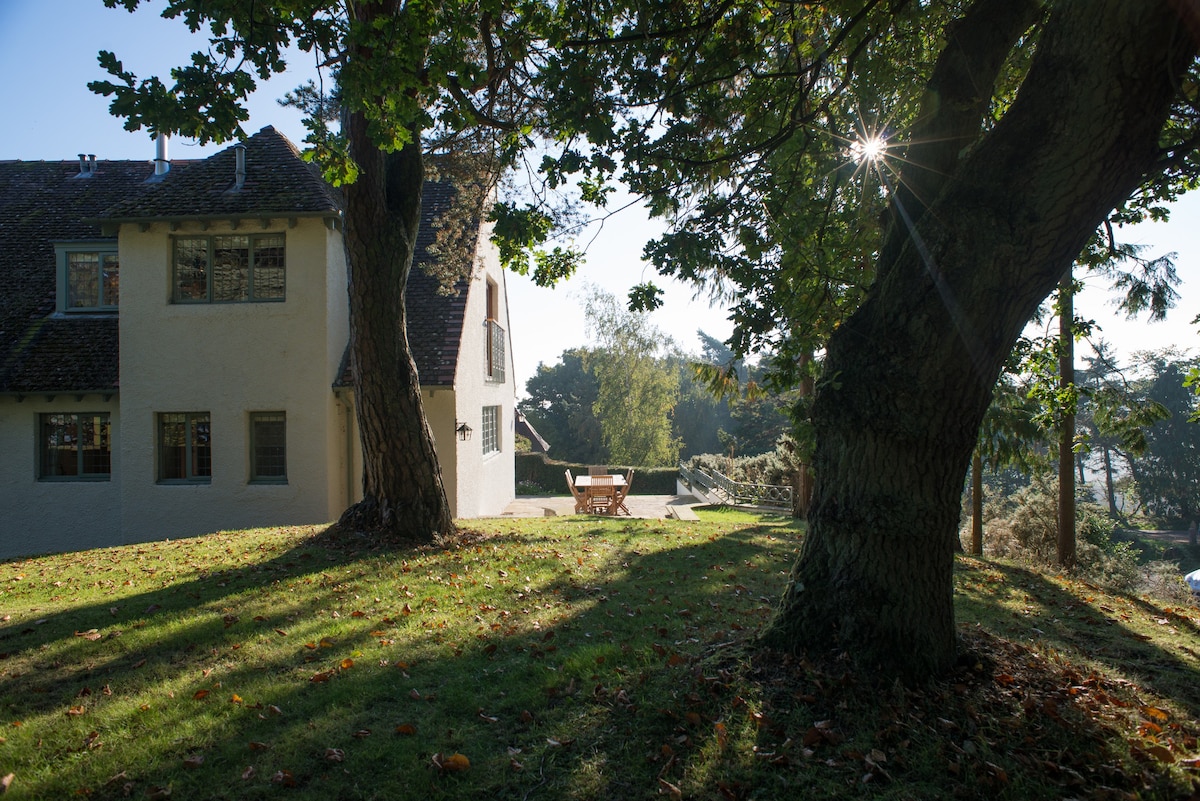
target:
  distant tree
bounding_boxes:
[583,287,681,467]
[672,353,734,459]
[1129,353,1200,525]
[519,349,603,465]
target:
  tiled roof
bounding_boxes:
[0,158,154,393]
[100,126,341,221]
[2,127,475,395]
[402,181,471,388]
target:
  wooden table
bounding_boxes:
[573,474,628,515]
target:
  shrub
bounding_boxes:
[984,475,1146,594]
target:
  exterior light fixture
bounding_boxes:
[456,422,473,441]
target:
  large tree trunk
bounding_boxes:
[1058,273,1077,568]
[761,0,1195,679]
[793,350,816,519]
[970,449,983,555]
[338,109,456,541]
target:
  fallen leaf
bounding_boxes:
[1141,705,1170,723]
[1144,744,1176,764]
[145,785,172,799]
[715,722,728,748]
[230,694,243,705]
[241,766,256,781]
[274,628,288,637]
[352,729,371,739]
[325,748,345,762]
[270,770,296,787]
[182,754,204,769]
[340,658,354,670]
[395,724,417,735]
[1,773,12,793]
[75,630,102,641]
[351,611,366,618]
[436,753,471,772]
[658,778,683,799]
[192,690,210,701]
[248,741,270,752]
[310,670,334,683]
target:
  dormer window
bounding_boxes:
[55,241,119,312]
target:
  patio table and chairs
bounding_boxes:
[569,468,632,515]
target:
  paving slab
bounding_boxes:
[493,494,703,520]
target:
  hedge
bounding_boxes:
[515,452,681,495]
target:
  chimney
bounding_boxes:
[88,154,96,174]
[234,143,246,191]
[77,154,89,176]
[154,134,170,176]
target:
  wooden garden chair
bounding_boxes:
[564,470,587,513]
[613,469,634,516]
[584,474,616,515]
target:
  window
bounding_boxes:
[250,412,287,483]
[485,320,506,383]
[158,412,211,482]
[39,413,111,480]
[173,234,285,303]
[484,279,505,382]
[481,405,500,455]
[55,243,119,311]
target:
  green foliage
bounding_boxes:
[583,287,681,467]
[1128,353,1200,524]
[519,348,604,465]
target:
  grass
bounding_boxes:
[0,511,1197,800]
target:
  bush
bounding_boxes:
[685,451,793,487]
[984,475,1144,594]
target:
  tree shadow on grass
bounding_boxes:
[4,522,1195,800]
[954,556,1200,720]
[0,516,797,800]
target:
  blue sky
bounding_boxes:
[2,1,1196,392]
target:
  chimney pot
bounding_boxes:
[154,134,170,176]
[234,143,246,191]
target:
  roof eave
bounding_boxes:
[85,210,344,236]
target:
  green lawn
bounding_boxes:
[1,513,1197,799]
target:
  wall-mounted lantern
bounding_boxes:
[456,422,473,441]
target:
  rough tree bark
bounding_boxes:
[970,449,983,556]
[761,0,1196,679]
[337,109,455,542]
[1057,272,1077,568]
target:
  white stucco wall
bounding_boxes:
[116,218,349,541]
[0,395,122,559]
[450,239,516,518]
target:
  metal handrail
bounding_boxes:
[678,462,792,510]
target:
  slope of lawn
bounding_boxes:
[0,512,1197,800]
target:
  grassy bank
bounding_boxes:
[1,512,1197,799]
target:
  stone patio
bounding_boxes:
[495,494,703,521]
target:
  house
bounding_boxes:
[0,127,516,560]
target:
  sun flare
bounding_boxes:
[849,135,887,164]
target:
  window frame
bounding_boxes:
[171,233,286,304]
[38,412,112,481]
[249,412,287,484]
[157,412,212,484]
[54,241,119,312]
[484,279,506,383]
[481,405,500,455]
